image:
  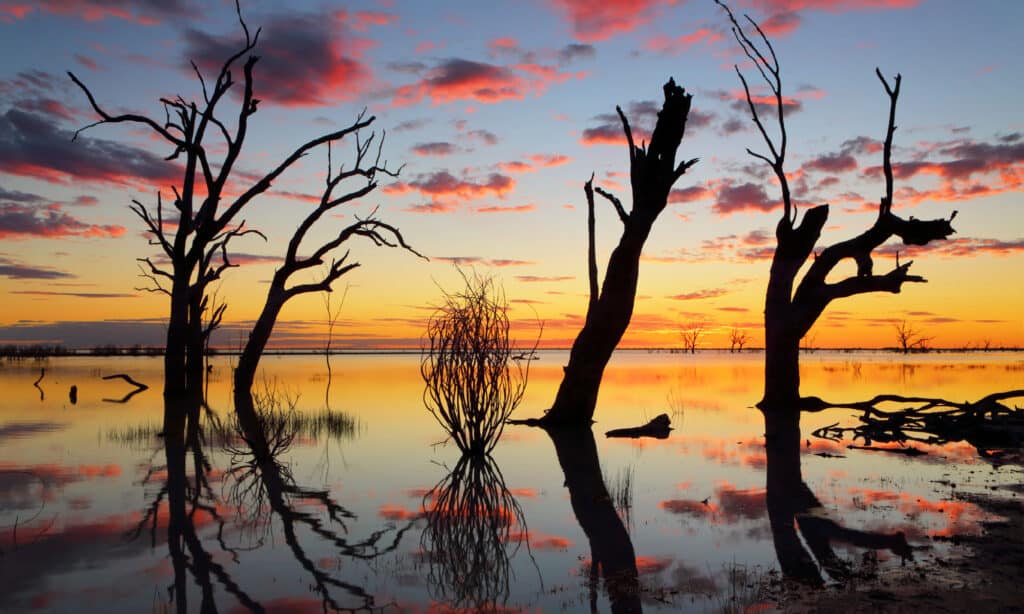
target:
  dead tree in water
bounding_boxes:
[69,3,396,408]
[717,2,956,412]
[729,327,749,352]
[234,132,423,393]
[540,79,698,426]
[894,320,932,354]
[680,320,704,354]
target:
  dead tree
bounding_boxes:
[729,327,749,352]
[680,320,704,354]
[233,134,423,393]
[68,4,380,407]
[893,320,932,354]
[540,79,698,426]
[717,2,956,412]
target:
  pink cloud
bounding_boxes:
[646,27,724,54]
[185,12,376,107]
[550,0,672,42]
[712,180,781,216]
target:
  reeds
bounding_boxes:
[421,270,537,454]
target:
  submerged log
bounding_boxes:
[102,373,149,391]
[605,413,672,439]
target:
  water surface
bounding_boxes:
[1,351,1021,612]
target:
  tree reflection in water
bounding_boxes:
[419,452,530,611]
[131,397,259,613]
[544,426,642,613]
[127,388,412,613]
[226,388,413,611]
[764,409,912,585]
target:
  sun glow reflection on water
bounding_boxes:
[0,350,1020,611]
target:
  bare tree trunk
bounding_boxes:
[542,79,697,426]
[547,230,647,424]
[164,281,190,402]
[234,293,285,393]
[716,3,955,415]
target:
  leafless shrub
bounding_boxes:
[421,270,539,454]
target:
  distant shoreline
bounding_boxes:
[2,345,1022,358]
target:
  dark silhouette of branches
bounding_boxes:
[729,327,749,353]
[422,270,539,454]
[715,1,956,411]
[680,320,705,354]
[893,320,933,354]
[234,129,424,393]
[101,373,149,403]
[70,2,415,410]
[808,390,1024,460]
[226,386,413,611]
[419,453,530,611]
[765,410,912,586]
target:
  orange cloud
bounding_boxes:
[475,204,536,214]
[526,153,572,167]
[384,171,515,201]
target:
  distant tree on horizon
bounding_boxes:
[716,1,956,412]
[893,320,933,354]
[680,320,705,354]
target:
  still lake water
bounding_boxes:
[1,350,1021,612]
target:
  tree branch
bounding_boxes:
[594,186,628,224]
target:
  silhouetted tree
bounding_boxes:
[893,320,932,354]
[716,2,956,411]
[69,4,394,409]
[227,387,412,611]
[233,129,422,393]
[419,453,528,611]
[729,327,749,352]
[542,79,698,425]
[680,320,704,354]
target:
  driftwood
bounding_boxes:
[811,390,1024,461]
[102,373,150,404]
[605,413,672,439]
[847,445,926,457]
[33,368,44,401]
[102,373,149,390]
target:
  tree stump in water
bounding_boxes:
[605,414,672,439]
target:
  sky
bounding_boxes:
[0,0,1022,350]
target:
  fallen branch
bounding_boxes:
[811,390,1024,461]
[102,373,149,391]
[847,445,926,457]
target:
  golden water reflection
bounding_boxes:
[0,351,1020,611]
